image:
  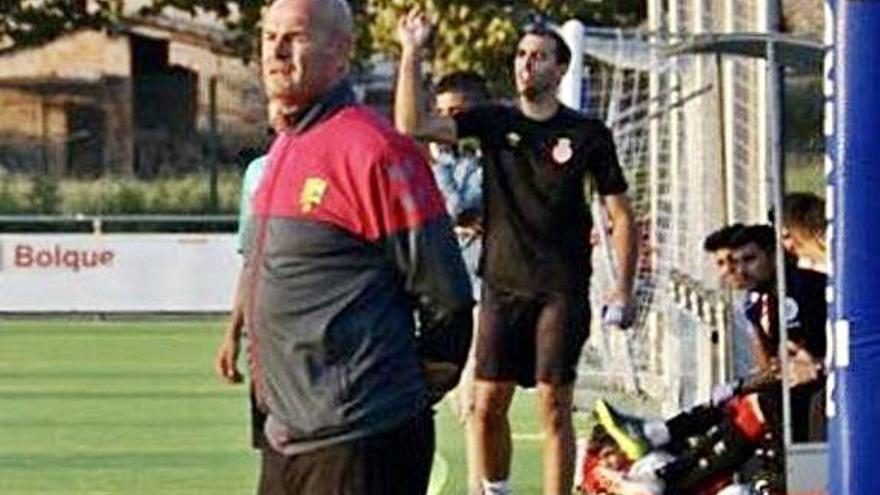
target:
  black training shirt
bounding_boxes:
[743,262,828,361]
[455,104,627,294]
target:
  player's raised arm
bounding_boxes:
[395,8,458,143]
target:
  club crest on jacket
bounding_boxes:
[300,177,328,213]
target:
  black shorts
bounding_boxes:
[256,409,435,495]
[475,284,590,387]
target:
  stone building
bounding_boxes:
[0,21,265,177]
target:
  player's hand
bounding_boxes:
[446,350,476,423]
[215,331,243,384]
[422,360,461,404]
[397,7,433,53]
[710,379,741,406]
[765,357,782,379]
[602,290,636,329]
[786,342,822,386]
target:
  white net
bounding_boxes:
[572,0,772,415]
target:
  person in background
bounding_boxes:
[781,192,826,273]
[422,70,489,495]
[702,223,756,379]
[703,223,747,289]
[728,225,826,442]
[396,11,637,495]
[591,225,828,495]
[214,99,287,477]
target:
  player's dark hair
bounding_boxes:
[729,224,777,253]
[702,223,746,252]
[520,20,572,69]
[435,71,490,102]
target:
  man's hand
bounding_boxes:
[423,360,461,404]
[710,378,744,406]
[394,6,458,141]
[786,341,823,386]
[397,7,433,53]
[214,317,244,384]
[602,290,636,329]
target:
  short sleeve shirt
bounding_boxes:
[454,104,627,293]
[743,263,827,361]
[236,155,268,255]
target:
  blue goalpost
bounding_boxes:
[826,1,880,494]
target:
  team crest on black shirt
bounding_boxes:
[784,296,801,328]
[551,137,573,165]
[506,132,521,147]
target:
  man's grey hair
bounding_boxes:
[264,0,354,40]
[324,0,354,39]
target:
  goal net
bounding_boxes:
[567,0,773,416]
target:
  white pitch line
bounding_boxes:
[512,432,544,441]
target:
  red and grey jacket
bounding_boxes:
[245,83,474,456]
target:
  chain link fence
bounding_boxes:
[571,0,787,416]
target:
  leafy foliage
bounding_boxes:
[0,0,120,49]
[0,1,642,90]
[28,174,61,214]
[0,172,240,215]
[365,0,644,92]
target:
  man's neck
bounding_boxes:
[278,75,347,116]
[751,277,777,295]
[283,79,355,134]
[518,93,560,121]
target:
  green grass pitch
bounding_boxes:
[0,320,604,495]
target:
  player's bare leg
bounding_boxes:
[474,379,516,493]
[465,415,482,494]
[455,306,483,494]
[538,382,576,495]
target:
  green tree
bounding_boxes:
[0,0,120,49]
[0,0,372,63]
[139,0,374,62]
[0,0,643,90]
[365,0,645,92]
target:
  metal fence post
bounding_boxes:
[207,76,219,213]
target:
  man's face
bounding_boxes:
[711,248,741,288]
[513,33,565,101]
[261,0,346,110]
[781,227,795,254]
[732,243,775,290]
[785,227,826,266]
[435,90,471,117]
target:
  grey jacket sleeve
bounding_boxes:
[373,144,475,369]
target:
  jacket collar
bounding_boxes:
[285,80,357,135]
